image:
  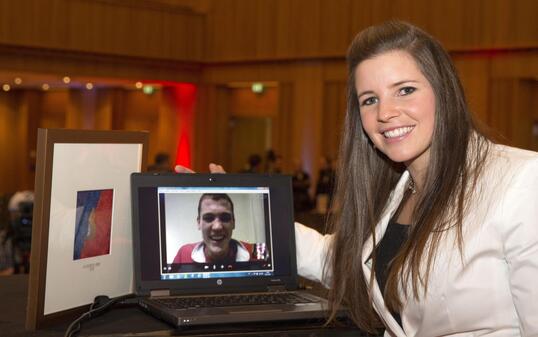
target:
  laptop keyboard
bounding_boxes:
[155,293,317,309]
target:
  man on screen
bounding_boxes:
[172,193,267,264]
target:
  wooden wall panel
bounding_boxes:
[490,52,538,79]
[228,117,269,173]
[157,87,181,163]
[510,80,535,149]
[319,0,351,56]
[39,91,68,129]
[0,91,37,194]
[347,0,377,37]
[193,85,231,172]
[480,0,537,49]
[205,0,256,61]
[17,91,41,192]
[199,48,537,186]
[1,0,536,194]
[121,90,161,161]
[273,83,294,172]
[228,87,278,118]
[1,0,535,63]
[0,0,205,61]
[452,56,491,124]
[0,93,22,194]
[0,96,190,197]
[65,90,99,129]
[488,79,534,147]
[290,62,323,184]
[273,0,293,59]
[255,0,278,58]
[204,0,537,62]
[0,0,67,50]
[289,0,321,58]
[192,85,213,171]
[199,61,326,178]
[322,82,346,161]
[94,91,115,130]
[0,45,201,85]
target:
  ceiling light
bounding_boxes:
[42,83,50,91]
[135,81,143,89]
[14,77,22,85]
[86,83,93,90]
[142,85,154,95]
[2,84,10,92]
[251,82,264,94]
[63,76,71,84]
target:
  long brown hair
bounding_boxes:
[325,21,490,332]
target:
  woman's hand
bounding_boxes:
[174,163,226,174]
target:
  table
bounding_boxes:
[0,275,367,337]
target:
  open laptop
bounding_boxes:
[130,172,332,327]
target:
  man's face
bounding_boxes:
[198,198,235,262]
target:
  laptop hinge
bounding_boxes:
[150,289,170,298]
[267,285,287,292]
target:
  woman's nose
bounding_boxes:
[377,99,400,122]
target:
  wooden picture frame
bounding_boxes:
[26,128,149,330]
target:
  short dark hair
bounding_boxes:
[248,154,262,167]
[197,193,235,220]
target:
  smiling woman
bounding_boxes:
[294,21,538,337]
[356,50,436,175]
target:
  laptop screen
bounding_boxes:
[131,173,297,295]
[158,186,274,280]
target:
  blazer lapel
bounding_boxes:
[362,171,410,337]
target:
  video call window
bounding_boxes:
[157,187,274,280]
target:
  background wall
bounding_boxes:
[196,0,538,185]
[204,0,536,62]
[0,0,536,195]
[0,0,206,62]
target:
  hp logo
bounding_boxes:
[216,279,223,286]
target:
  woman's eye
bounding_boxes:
[398,86,416,96]
[361,96,378,106]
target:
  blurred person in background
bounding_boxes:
[292,159,312,213]
[0,195,13,275]
[264,149,283,174]
[315,156,336,213]
[147,152,172,172]
[241,154,262,173]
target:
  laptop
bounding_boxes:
[130,172,332,327]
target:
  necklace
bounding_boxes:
[408,179,417,195]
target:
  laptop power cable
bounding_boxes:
[64,294,138,337]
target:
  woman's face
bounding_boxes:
[355,50,436,171]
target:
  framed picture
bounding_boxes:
[26,129,149,330]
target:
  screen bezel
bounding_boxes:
[131,173,297,296]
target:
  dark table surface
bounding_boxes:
[0,274,366,337]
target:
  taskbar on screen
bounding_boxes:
[161,270,274,280]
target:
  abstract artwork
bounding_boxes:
[26,129,147,329]
[73,189,114,260]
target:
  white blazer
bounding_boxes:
[295,143,538,336]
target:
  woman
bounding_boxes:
[296,21,538,336]
[180,21,538,336]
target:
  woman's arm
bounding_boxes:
[175,163,225,174]
[500,156,538,335]
[294,222,333,287]
[176,164,333,286]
